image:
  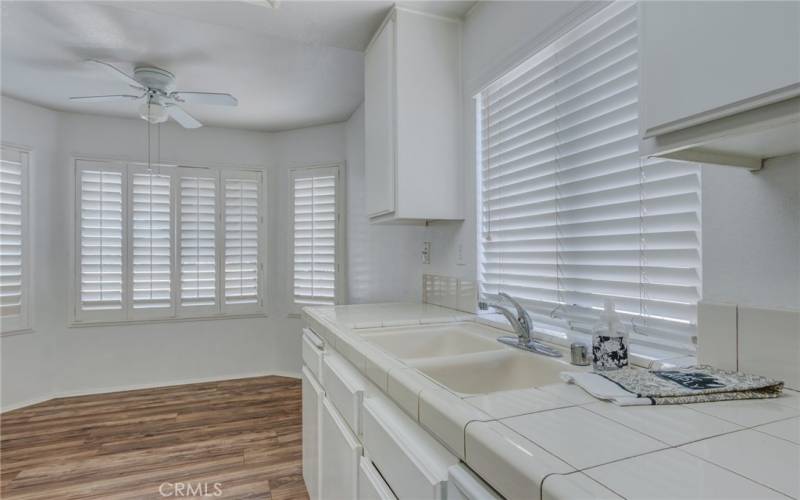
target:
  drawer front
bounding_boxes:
[322,353,366,436]
[320,398,362,500]
[447,464,502,500]
[302,328,324,382]
[363,397,457,500]
[359,457,397,500]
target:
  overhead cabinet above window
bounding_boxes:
[364,8,463,223]
[639,1,800,170]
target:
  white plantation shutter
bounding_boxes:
[0,147,29,332]
[178,171,217,312]
[78,162,125,318]
[223,171,262,310]
[129,167,172,316]
[291,166,340,306]
[478,3,701,355]
[74,161,266,323]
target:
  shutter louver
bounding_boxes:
[179,174,217,308]
[292,169,338,306]
[479,3,701,355]
[130,171,172,311]
[223,173,261,307]
[0,148,26,326]
[79,166,124,313]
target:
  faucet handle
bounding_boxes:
[498,292,533,334]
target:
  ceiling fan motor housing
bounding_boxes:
[134,66,176,94]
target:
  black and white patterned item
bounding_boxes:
[591,300,628,371]
[592,335,629,371]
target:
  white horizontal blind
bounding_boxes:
[223,172,261,308]
[0,147,28,331]
[291,167,339,306]
[179,173,217,309]
[478,3,701,354]
[79,163,124,314]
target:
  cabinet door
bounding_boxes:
[365,18,396,217]
[302,367,323,500]
[320,398,362,500]
[641,1,800,136]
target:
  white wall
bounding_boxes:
[702,157,800,310]
[345,104,432,303]
[0,96,352,410]
[0,98,60,408]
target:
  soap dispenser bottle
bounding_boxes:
[591,299,629,371]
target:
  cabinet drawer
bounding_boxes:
[359,457,397,500]
[447,464,502,500]
[322,352,366,436]
[302,328,324,383]
[363,397,458,500]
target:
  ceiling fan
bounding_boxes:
[68,59,238,129]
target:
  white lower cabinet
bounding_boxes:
[302,367,323,500]
[358,457,397,500]
[303,333,463,500]
[447,464,503,500]
[320,397,362,500]
[362,397,458,500]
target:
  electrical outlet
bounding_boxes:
[456,243,465,266]
[422,241,431,264]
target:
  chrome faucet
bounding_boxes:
[480,293,562,358]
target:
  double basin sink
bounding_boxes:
[359,322,575,396]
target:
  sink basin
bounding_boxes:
[359,323,505,360]
[408,349,575,395]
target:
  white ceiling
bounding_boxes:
[1,0,475,132]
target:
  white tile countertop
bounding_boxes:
[303,303,800,500]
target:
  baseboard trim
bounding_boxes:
[1,370,301,414]
[0,395,54,413]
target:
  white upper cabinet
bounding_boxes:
[364,8,462,223]
[640,1,800,169]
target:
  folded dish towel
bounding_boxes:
[561,365,784,406]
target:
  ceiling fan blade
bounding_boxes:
[170,92,238,107]
[69,94,143,103]
[166,104,202,129]
[87,59,145,90]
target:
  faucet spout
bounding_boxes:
[481,293,563,358]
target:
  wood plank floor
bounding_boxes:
[0,376,309,500]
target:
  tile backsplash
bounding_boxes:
[698,301,800,390]
[422,274,478,314]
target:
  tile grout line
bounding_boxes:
[678,446,795,499]
[751,426,800,446]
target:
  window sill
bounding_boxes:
[474,314,696,369]
[68,312,269,329]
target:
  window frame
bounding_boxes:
[1,144,31,335]
[288,163,346,311]
[70,156,268,326]
[473,3,701,356]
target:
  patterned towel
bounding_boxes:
[562,365,783,405]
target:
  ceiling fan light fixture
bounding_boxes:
[139,101,168,124]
